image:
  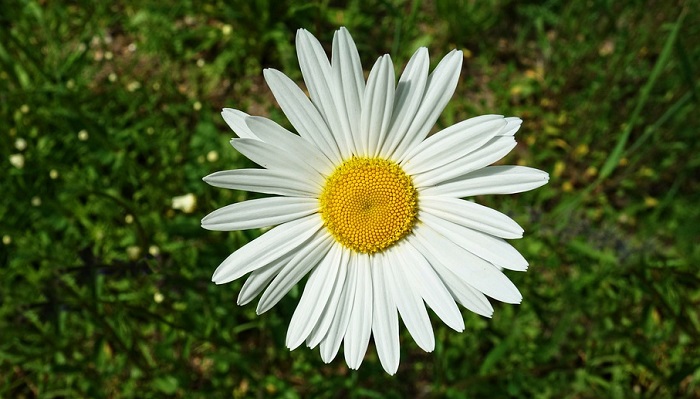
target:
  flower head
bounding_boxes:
[203,27,549,374]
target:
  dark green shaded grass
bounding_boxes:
[1,0,699,397]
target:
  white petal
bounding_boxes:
[296,29,351,157]
[421,165,550,198]
[221,108,259,140]
[344,254,373,369]
[211,214,322,284]
[386,248,435,352]
[391,50,463,161]
[203,169,319,197]
[400,241,464,332]
[256,232,334,314]
[414,136,517,187]
[263,68,342,163]
[379,48,429,159]
[371,254,400,375]
[230,138,324,185]
[412,224,522,304]
[319,254,358,363]
[307,247,350,348]
[202,196,318,231]
[360,55,395,157]
[401,115,506,173]
[421,254,494,317]
[498,117,522,137]
[286,244,343,350]
[237,257,288,305]
[245,116,334,176]
[421,211,528,271]
[420,196,524,239]
[331,27,365,156]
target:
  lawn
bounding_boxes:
[1,0,699,397]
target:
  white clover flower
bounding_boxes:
[203,27,549,374]
[172,193,197,213]
[14,138,27,151]
[9,154,25,169]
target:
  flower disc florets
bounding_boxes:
[319,157,418,254]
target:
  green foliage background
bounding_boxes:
[1,0,699,397]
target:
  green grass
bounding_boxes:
[2,0,699,397]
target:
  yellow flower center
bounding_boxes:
[319,157,418,254]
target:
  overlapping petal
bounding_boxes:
[420,195,524,239]
[399,240,464,331]
[306,249,350,349]
[344,255,373,369]
[420,211,529,271]
[221,108,259,140]
[319,256,358,363]
[203,169,319,197]
[286,244,344,350]
[426,259,495,317]
[245,116,334,175]
[237,258,288,306]
[211,214,323,285]
[412,224,523,303]
[413,136,517,187]
[400,115,507,173]
[296,29,351,157]
[422,165,550,198]
[388,247,435,352]
[256,231,334,314]
[379,47,429,158]
[331,27,365,156]
[390,49,464,161]
[264,68,342,163]
[230,138,324,185]
[202,196,318,231]
[361,55,395,157]
[371,254,400,374]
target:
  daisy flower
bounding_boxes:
[203,27,549,374]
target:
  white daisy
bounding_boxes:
[203,27,549,374]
